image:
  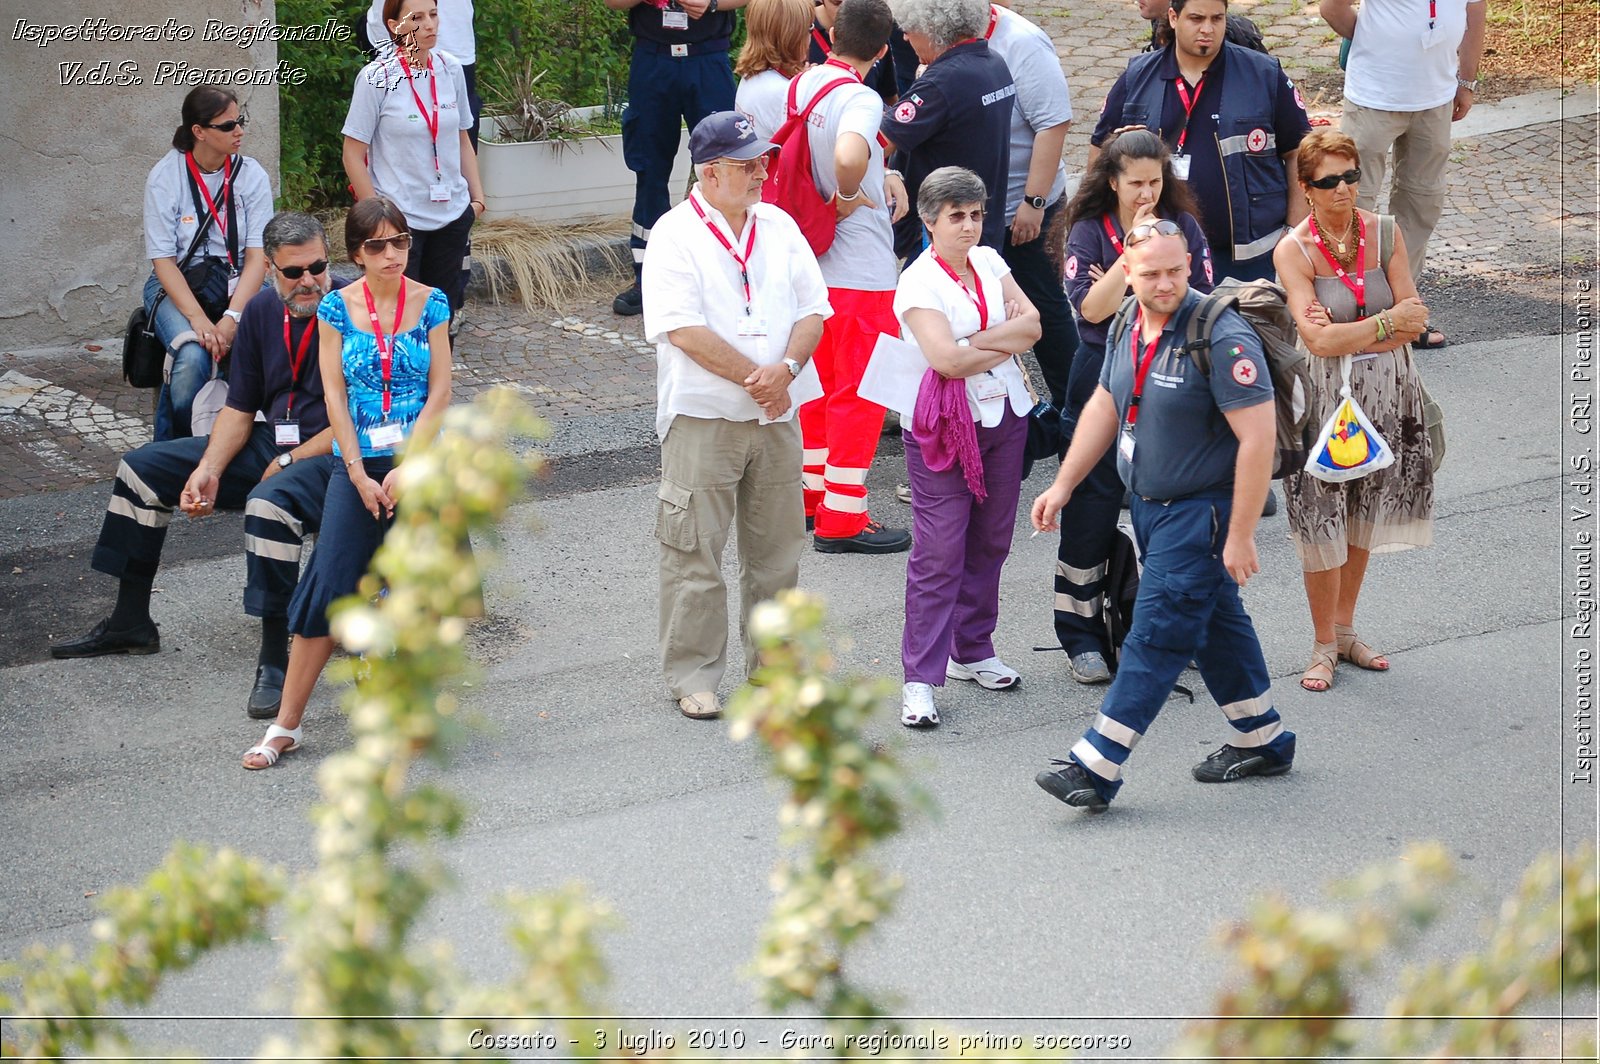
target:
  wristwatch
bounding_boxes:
[956,338,971,348]
[782,357,802,377]
[708,0,719,11]
[222,308,243,323]
[1023,193,1048,210]
[277,452,294,469]
[1456,75,1478,92]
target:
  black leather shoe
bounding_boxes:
[814,519,912,555]
[247,665,286,720]
[50,618,160,659]
[1262,487,1279,517]
[612,283,643,316]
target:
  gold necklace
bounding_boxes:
[1313,207,1357,267]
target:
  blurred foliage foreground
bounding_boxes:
[2,388,1597,1060]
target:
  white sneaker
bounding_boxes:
[900,682,939,728]
[946,656,1021,690]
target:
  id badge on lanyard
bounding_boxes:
[1171,155,1192,181]
[663,4,689,29]
[275,420,301,447]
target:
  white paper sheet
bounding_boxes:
[858,332,930,421]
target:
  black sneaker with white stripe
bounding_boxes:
[1191,743,1293,783]
[1034,759,1109,812]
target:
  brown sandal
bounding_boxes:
[1301,640,1337,692]
[1335,624,1389,671]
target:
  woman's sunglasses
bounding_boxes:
[1124,218,1183,246]
[203,117,248,133]
[360,234,414,255]
[275,260,329,280]
[1307,167,1361,190]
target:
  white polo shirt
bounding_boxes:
[1346,0,1482,112]
[644,189,832,440]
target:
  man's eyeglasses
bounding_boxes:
[1124,218,1183,246]
[1307,167,1361,190]
[360,234,414,255]
[275,259,329,280]
[716,156,769,174]
[203,116,248,133]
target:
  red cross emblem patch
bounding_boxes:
[1064,254,1078,279]
[894,100,918,123]
[1246,127,1268,153]
[1232,357,1258,385]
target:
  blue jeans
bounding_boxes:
[1067,492,1295,802]
[144,272,220,442]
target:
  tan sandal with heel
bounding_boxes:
[1334,624,1389,671]
[1301,640,1336,692]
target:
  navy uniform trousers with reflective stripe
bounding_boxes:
[89,424,332,619]
[1068,492,1295,801]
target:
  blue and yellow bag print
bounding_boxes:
[1304,355,1395,483]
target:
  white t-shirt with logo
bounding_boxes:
[792,64,898,293]
[986,6,1072,220]
[1346,0,1481,111]
[343,52,474,230]
[143,149,272,262]
[736,69,790,142]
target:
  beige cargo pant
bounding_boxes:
[1342,98,1454,281]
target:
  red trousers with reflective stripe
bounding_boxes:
[800,287,899,538]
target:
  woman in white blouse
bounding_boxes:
[733,0,815,140]
[894,166,1041,728]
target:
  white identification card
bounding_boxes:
[1119,428,1137,462]
[970,372,1007,402]
[662,9,689,29]
[274,420,301,446]
[369,422,405,449]
[1171,154,1192,181]
[736,315,769,337]
[430,179,452,203]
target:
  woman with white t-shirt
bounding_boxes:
[894,166,1041,728]
[733,0,815,140]
[342,0,485,320]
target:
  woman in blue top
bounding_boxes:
[1051,129,1211,684]
[244,196,453,769]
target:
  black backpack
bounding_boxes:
[1102,526,1141,670]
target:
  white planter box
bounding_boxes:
[477,114,694,225]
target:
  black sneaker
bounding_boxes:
[1262,488,1279,517]
[1034,759,1109,812]
[612,283,643,316]
[813,519,912,555]
[1192,743,1293,783]
[50,618,160,659]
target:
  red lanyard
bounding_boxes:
[932,251,988,328]
[1307,211,1367,317]
[184,153,235,267]
[362,280,406,419]
[282,309,315,419]
[1102,214,1125,256]
[986,4,1000,38]
[399,53,441,176]
[1125,307,1163,428]
[1173,73,1205,154]
[822,57,860,79]
[688,192,758,312]
[1428,0,1436,28]
[811,25,831,54]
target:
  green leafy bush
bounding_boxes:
[473,0,635,117]
[277,1,371,210]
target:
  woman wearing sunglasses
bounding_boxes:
[342,0,484,326]
[894,166,1041,728]
[142,84,272,440]
[1049,129,1211,684]
[1273,129,1433,693]
[243,197,453,769]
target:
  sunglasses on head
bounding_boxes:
[203,116,248,133]
[1307,167,1361,190]
[275,259,329,280]
[1124,218,1183,246]
[360,233,414,255]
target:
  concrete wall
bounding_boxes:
[0,0,294,347]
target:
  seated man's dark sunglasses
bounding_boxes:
[1307,168,1361,190]
[275,260,329,279]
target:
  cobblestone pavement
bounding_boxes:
[0,0,1590,501]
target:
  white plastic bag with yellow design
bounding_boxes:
[1304,355,1395,483]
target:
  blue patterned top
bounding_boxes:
[317,285,449,458]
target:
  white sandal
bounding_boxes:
[946,656,1021,690]
[242,724,302,770]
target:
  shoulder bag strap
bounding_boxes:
[180,163,218,271]
[1182,289,1237,376]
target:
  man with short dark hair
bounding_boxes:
[1092,0,1310,283]
[1029,223,1296,812]
[1135,0,1268,53]
[52,212,338,722]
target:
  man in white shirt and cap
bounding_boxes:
[643,111,832,720]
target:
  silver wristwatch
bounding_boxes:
[277,452,294,469]
[1456,75,1478,92]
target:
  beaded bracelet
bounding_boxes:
[1374,315,1388,342]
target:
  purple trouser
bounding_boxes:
[901,406,1027,685]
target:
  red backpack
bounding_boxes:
[761,74,856,257]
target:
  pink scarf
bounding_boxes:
[913,367,986,502]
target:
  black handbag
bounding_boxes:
[122,304,167,388]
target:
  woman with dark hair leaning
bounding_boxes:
[1274,129,1432,693]
[342,0,484,327]
[733,0,815,140]
[895,166,1040,728]
[143,84,271,440]
[1049,129,1212,684]
[243,197,453,769]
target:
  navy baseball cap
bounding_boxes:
[689,111,776,165]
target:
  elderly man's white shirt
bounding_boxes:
[644,190,832,440]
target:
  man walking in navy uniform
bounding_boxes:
[1029,221,1296,812]
[608,0,747,316]
[1092,0,1310,283]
